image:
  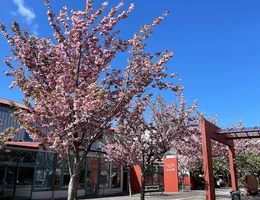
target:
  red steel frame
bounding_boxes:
[200,118,260,200]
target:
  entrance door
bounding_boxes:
[15,167,34,199]
[123,171,128,192]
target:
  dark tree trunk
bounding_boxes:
[181,175,184,191]
[140,169,146,200]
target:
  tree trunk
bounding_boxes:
[66,146,85,200]
[67,173,79,200]
[128,169,132,197]
[140,169,146,200]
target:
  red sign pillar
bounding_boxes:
[164,157,179,192]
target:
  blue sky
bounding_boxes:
[0,0,260,127]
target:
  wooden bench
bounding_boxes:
[145,185,164,193]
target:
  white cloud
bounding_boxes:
[13,0,35,25]
[12,0,38,35]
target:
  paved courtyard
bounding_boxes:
[80,188,260,200]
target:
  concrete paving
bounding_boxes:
[79,188,260,200]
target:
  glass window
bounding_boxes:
[63,173,70,189]
[87,157,98,169]
[158,165,164,175]
[20,151,36,165]
[16,167,34,197]
[86,170,98,193]
[35,168,45,188]
[111,163,121,188]
[53,158,63,190]
[151,164,160,185]
[35,152,55,191]
[37,152,45,166]
[152,173,159,185]
[0,149,19,164]
[145,166,152,185]
[34,168,53,191]
[145,175,152,185]
[158,165,164,185]
[17,167,34,185]
[0,185,3,196]
[63,163,70,189]
[0,167,5,185]
[6,167,17,185]
[99,159,109,189]
[78,159,85,189]
[36,152,54,169]
[54,168,62,189]
[153,165,158,173]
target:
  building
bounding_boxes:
[0,98,128,199]
[0,141,127,199]
[0,98,185,200]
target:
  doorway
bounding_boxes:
[123,171,128,192]
[0,166,34,199]
[15,167,34,199]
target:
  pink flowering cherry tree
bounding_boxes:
[104,95,199,200]
[177,155,197,190]
[211,121,260,177]
[232,121,260,177]
[0,0,178,199]
[176,135,203,191]
[0,120,16,149]
[102,138,135,197]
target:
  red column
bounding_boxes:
[201,119,216,200]
[228,141,238,191]
[164,157,179,192]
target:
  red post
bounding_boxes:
[228,141,238,191]
[201,119,216,200]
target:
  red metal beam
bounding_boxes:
[226,135,260,140]
[218,129,260,134]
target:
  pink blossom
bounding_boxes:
[102,1,108,7]
[0,1,178,199]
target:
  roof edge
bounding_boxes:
[0,98,27,109]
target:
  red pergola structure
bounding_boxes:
[200,118,260,200]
